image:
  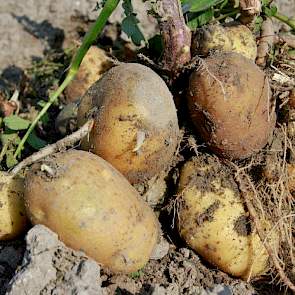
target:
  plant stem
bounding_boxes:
[11,120,94,176]
[158,0,192,73]
[14,0,120,159]
[274,12,295,31]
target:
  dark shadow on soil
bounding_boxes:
[0,66,25,93]
[0,239,25,295]
[12,14,64,52]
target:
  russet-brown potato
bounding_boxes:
[187,52,276,159]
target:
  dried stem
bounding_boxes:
[157,0,191,73]
[10,120,94,176]
[256,18,275,67]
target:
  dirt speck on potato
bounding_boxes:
[195,200,220,226]
[233,215,252,237]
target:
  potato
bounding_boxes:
[65,46,113,103]
[78,63,179,184]
[177,156,279,279]
[24,150,159,273]
[0,172,28,240]
[192,23,257,60]
[187,52,276,160]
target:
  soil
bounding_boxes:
[0,0,294,295]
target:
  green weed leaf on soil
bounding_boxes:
[3,115,30,131]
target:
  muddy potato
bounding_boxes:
[78,63,179,184]
[192,23,257,60]
[187,52,276,160]
[65,46,113,103]
[0,172,28,240]
[177,156,279,279]
[24,150,159,273]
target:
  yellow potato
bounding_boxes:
[187,52,276,160]
[226,24,257,61]
[193,23,257,60]
[78,63,179,184]
[65,46,113,103]
[177,156,279,279]
[0,172,28,240]
[24,150,159,273]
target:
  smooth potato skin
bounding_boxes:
[24,150,159,273]
[78,63,179,184]
[177,157,277,278]
[188,52,276,159]
[0,172,28,240]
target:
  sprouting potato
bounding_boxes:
[78,63,180,184]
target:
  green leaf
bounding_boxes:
[122,15,145,46]
[121,0,145,46]
[27,131,47,150]
[3,115,30,131]
[182,0,224,13]
[6,151,18,168]
[263,5,278,17]
[254,16,263,33]
[187,9,214,30]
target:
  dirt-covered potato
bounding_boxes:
[78,63,179,184]
[187,52,276,160]
[65,46,113,103]
[177,155,279,279]
[24,150,159,273]
[192,23,257,60]
[0,172,28,240]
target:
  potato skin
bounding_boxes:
[24,150,159,273]
[192,23,257,60]
[177,156,278,279]
[65,46,113,103]
[0,172,28,240]
[78,63,179,184]
[187,52,276,159]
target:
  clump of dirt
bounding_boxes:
[101,247,254,295]
[6,225,102,295]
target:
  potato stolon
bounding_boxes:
[187,52,276,160]
[77,63,179,184]
[0,172,28,240]
[178,156,278,279]
[24,150,159,273]
[177,155,279,279]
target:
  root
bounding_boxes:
[232,162,295,292]
[10,120,94,176]
[256,18,275,67]
[197,57,227,101]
